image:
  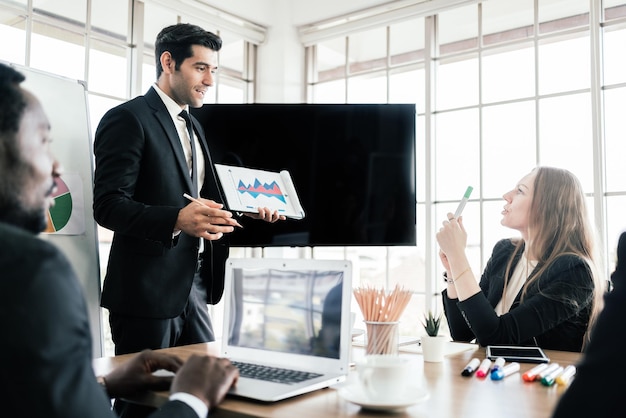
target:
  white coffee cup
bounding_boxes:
[356,355,413,402]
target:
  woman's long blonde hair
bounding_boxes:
[504,166,604,347]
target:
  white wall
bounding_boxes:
[255,0,304,103]
[196,0,399,102]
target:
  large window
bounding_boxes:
[305,0,626,339]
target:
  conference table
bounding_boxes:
[93,341,580,418]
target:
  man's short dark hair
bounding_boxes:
[0,63,27,135]
[155,23,222,79]
[0,63,27,175]
[0,63,32,227]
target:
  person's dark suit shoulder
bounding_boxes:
[611,231,626,288]
[0,222,201,417]
[552,231,626,417]
[0,222,113,417]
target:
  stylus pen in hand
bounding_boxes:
[183,193,243,228]
[453,186,473,218]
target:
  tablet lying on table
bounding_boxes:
[486,345,550,363]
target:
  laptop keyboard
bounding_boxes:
[231,361,322,385]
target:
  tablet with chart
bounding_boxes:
[214,164,305,220]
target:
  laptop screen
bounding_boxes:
[226,265,345,360]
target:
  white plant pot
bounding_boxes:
[421,335,446,363]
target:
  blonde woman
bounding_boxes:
[437,167,604,352]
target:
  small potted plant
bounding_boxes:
[420,310,446,362]
[421,310,442,337]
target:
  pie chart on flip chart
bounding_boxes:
[45,176,72,233]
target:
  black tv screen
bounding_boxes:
[191,103,416,247]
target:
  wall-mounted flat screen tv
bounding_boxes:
[191,103,416,247]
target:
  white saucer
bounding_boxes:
[338,383,429,412]
[352,328,365,339]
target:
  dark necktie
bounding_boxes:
[179,110,198,197]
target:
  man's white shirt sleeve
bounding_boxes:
[169,392,209,418]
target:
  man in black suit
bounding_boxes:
[0,62,238,417]
[551,231,626,417]
[93,23,283,357]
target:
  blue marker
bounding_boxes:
[491,362,520,381]
[489,357,506,379]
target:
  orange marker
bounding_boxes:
[522,363,549,382]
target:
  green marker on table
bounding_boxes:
[453,186,473,218]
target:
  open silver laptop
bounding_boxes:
[221,257,352,402]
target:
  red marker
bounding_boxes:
[475,359,492,378]
[522,363,549,382]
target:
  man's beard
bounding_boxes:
[0,200,47,233]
